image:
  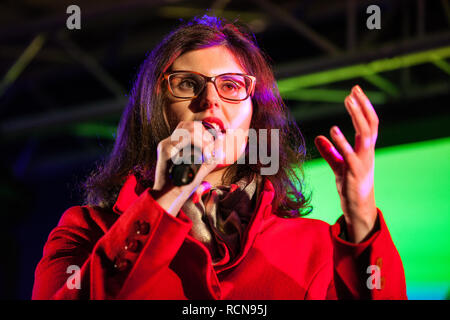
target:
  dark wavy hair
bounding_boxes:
[83,15,312,218]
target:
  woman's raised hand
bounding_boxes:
[314,85,379,243]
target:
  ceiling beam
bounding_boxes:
[0,33,46,98]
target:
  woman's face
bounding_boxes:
[164,45,254,168]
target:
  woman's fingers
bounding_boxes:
[164,121,216,164]
[315,86,379,176]
[314,135,344,175]
[351,86,379,146]
[342,85,379,155]
[329,126,358,168]
[344,95,372,153]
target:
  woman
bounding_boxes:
[32,15,407,299]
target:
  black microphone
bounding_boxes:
[168,121,217,186]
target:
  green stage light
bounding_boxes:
[72,122,116,139]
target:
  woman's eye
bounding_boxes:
[179,80,196,89]
[221,81,240,91]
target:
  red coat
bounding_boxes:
[32,175,407,299]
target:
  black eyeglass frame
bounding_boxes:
[163,70,256,102]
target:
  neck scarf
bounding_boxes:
[181,175,260,265]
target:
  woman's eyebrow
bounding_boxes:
[169,69,194,72]
[170,70,245,75]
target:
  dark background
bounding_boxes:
[0,0,449,299]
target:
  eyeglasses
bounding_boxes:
[164,70,256,102]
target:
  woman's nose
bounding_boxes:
[199,82,220,109]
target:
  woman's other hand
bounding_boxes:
[314,85,379,243]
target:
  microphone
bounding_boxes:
[168,121,218,186]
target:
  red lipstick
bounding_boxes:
[201,117,226,133]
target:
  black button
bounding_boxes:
[124,239,141,252]
[134,220,150,235]
[113,258,131,272]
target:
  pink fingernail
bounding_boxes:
[332,126,341,135]
[348,96,356,107]
[354,85,363,95]
[202,182,212,195]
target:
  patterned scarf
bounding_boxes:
[181,175,260,265]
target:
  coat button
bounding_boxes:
[376,257,383,269]
[134,220,150,235]
[124,239,141,252]
[113,258,131,272]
